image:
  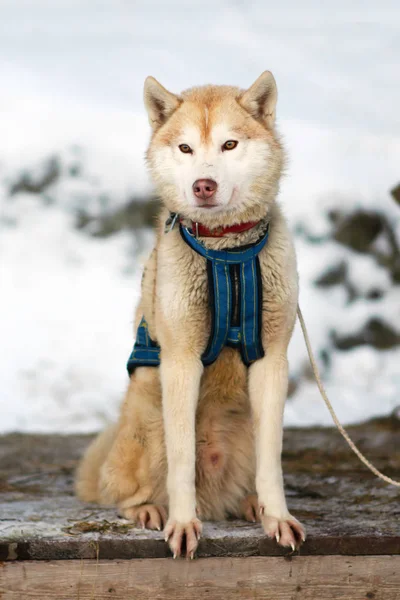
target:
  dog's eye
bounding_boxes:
[222,140,238,151]
[179,144,192,154]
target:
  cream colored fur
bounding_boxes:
[75,71,306,557]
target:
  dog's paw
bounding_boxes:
[260,507,306,551]
[118,503,167,531]
[241,494,261,523]
[164,518,202,559]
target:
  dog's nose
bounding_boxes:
[192,179,218,200]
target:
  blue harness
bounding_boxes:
[127,223,268,375]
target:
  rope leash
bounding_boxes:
[297,305,400,487]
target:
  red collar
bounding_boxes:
[180,218,261,237]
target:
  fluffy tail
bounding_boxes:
[75,424,118,502]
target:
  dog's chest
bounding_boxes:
[157,232,210,323]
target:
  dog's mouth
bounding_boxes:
[195,189,238,210]
[196,202,219,209]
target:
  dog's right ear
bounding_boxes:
[143,77,181,130]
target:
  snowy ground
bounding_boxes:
[1,1,399,432]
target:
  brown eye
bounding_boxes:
[222,140,238,151]
[179,144,192,154]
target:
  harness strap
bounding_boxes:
[180,223,269,263]
[127,317,160,374]
[201,261,232,365]
[127,223,269,374]
[240,258,264,363]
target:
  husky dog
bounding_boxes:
[76,72,306,558]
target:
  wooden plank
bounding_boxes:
[1,420,399,561]
[1,556,399,600]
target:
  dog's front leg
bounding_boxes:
[160,350,203,558]
[249,344,306,550]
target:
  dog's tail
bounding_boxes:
[297,305,400,488]
[75,424,118,502]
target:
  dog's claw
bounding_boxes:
[262,513,306,551]
[165,518,202,560]
[119,504,167,531]
[241,495,261,524]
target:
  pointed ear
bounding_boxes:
[143,76,181,130]
[239,71,277,128]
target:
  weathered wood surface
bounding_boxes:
[1,556,400,600]
[0,415,399,561]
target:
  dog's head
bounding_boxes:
[144,72,284,226]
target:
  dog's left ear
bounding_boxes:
[239,71,277,128]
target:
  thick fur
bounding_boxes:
[76,72,305,557]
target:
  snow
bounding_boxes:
[1,1,399,432]
[346,254,392,297]
[0,194,148,432]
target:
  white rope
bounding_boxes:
[297,305,400,487]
